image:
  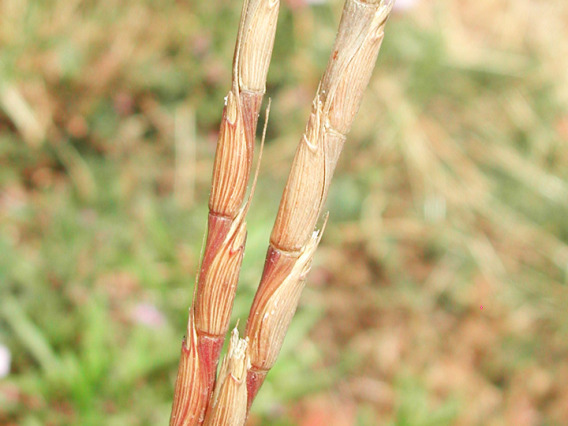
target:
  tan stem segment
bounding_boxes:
[203,329,250,426]
[245,0,393,411]
[170,312,208,425]
[171,0,280,423]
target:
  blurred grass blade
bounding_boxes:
[0,83,45,148]
[1,297,60,374]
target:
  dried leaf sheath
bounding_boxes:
[246,231,322,399]
[170,312,208,425]
[245,0,393,409]
[271,0,393,252]
[194,207,248,338]
[171,0,280,422]
[203,329,250,426]
[208,91,251,218]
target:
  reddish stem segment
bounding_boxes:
[170,317,209,425]
[245,369,268,413]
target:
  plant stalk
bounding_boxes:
[170,0,280,422]
[244,0,394,410]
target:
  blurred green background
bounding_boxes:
[1,0,567,424]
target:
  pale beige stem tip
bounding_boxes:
[203,328,250,426]
[271,0,393,252]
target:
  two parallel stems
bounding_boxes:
[171,0,393,424]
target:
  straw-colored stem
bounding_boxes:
[170,312,209,425]
[203,329,250,426]
[170,0,280,422]
[245,0,393,409]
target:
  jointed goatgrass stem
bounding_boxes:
[171,0,393,422]
[170,0,279,423]
[244,0,394,408]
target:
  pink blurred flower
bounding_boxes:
[393,0,419,12]
[131,303,166,329]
